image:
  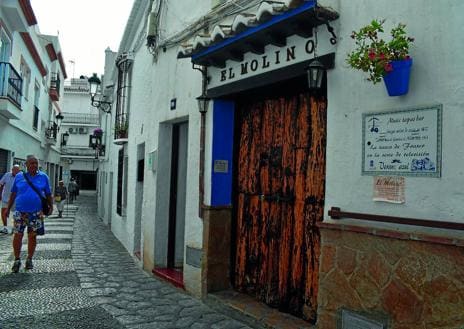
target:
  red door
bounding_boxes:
[234,91,327,322]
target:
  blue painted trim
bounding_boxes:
[211,99,235,206]
[192,0,316,61]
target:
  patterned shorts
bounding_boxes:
[13,211,44,234]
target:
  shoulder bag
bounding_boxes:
[23,173,52,216]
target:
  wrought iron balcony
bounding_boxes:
[45,121,58,144]
[0,62,23,119]
[60,146,100,157]
[62,113,99,125]
[49,72,61,101]
[45,121,58,139]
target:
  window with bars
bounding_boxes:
[115,56,132,139]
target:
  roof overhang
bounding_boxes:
[57,52,68,79]
[20,32,47,76]
[46,43,58,61]
[0,0,29,32]
[178,0,338,68]
[18,0,37,26]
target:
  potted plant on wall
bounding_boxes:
[93,127,103,137]
[114,120,128,139]
[346,19,414,96]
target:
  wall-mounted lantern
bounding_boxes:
[89,133,104,159]
[88,73,112,113]
[55,113,64,129]
[61,131,69,146]
[306,60,325,90]
[196,94,211,114]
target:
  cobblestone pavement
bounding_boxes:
[0,192,254,329]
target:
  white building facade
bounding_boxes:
[97,0,464,327]
[0,0,67,190]
[60,77,102,190]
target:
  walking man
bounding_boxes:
[0,164,20,234]
[6,155,53,272]
[54,180,68,218]
[68,178,77,203]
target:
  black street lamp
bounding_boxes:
[61,131,69,146]
[55,113,64,128]
[88,73,112,113]
[196,94,210,114]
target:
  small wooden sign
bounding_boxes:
[373,176,405,204]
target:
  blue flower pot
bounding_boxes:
[383,58,413,96]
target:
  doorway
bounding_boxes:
[153,121,188,288]
[233,88,327,322]
[106,172,113,228]
[134,143,145,260]
[167,122,188,269]
[70,170,97,190]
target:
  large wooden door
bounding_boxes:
[234,91,326,322]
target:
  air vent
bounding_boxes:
[79,127,88,134]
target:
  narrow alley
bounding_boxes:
[0,192,254,329]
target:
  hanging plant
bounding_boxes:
[93,128,103,137]
[114,120,128,138]
[346,19,414,95]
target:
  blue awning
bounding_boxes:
[178,0,338,68]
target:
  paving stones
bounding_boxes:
[0,306,125,329]
[0,271,80,293]
[0,192,257,329]
[0,286,98,320]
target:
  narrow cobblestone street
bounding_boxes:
[0,192,254,329]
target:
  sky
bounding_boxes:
[30,0,134,80]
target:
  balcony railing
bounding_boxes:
[45,121,58,140]
[49,72,61,101]
[0,62,23,108]
[62,113,99,125]
[60,146,99,157]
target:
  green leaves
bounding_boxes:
[346,19,414,84]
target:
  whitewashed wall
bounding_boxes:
[324,0,464,224]
[62,93,96,114]
[148,0,209,296]
[101,0,210,296]
[105,1,153,256]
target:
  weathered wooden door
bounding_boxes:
[234,91,326,322]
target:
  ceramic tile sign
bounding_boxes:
[362,105,442,177]
[373,176,405,203]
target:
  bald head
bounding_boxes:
[12,164,20,176]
